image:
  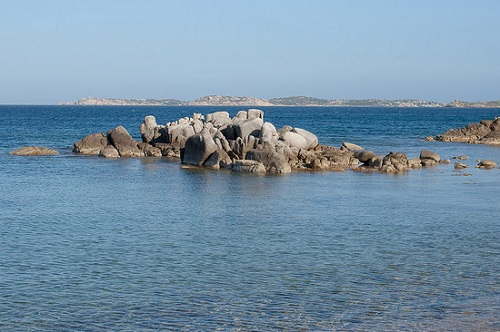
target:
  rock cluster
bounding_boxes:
[73,109,447,174]
[432,117,500,145]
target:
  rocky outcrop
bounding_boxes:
[10,146,58,156]
[72,109,459,174]
[74,126,155,158]
[433,117,500,145]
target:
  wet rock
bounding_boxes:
[454,162,469,169]
[476,160,497,169]
[231,160,266,173]
[419,150,440,167]
[453,155,469,160]
[10,146,58,156]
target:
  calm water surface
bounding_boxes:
[0,106,499,331]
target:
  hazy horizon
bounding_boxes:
[1,0,499,104]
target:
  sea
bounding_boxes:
[0,105,499,331]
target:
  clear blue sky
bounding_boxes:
[1,0,499,104]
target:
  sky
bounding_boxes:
[1,0,499,104]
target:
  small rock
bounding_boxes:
[453,155,469,160]
[10,146,58,156]
[420,150,441,162]
[476,160,497,169]
[454,162,469,169]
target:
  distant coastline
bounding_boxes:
[58,95,500,108]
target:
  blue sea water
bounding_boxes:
[0,105,499,331]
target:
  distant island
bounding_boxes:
[59,96,500,108]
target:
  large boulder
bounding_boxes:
[73,132,108,155]
[107,126,143,157]
[234,118,263,139]
[10,146,58,156]
[245,149,291,174]
[206,111,231,128]
[139,115,164,144]
[181,128,219,166]
[281,131,309,150]
[291,128,318,150]
[247,109,264,119]
[259,122,279,147]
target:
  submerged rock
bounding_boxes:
[10,146,58,156]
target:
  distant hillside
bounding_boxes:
[270,97,444,107]
[269,96,332,106]
[60,95,498,108]
[188,95,273,106]
[62,97,185,106]
[446,100,500,108]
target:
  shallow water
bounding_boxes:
[1,106,499,331]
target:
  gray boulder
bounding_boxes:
[99,145,120,158]
[247,109,264,119]
[245,149,291,174]
[291,128,318,150]
[234,118,263,139]
[281,131,309,150]
[182,128,219,166]
[206,111,231,128]
[73,132,108,155]
[231,160,266,174]
[259,122,279,147]
[107,126,143,157]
